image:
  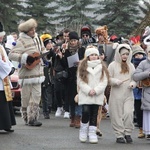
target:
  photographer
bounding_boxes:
[52,44,69,118]
[40,34,55,119]
[80,24,96,48]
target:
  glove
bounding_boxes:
[9,67,15,76]
[26,55,35,65]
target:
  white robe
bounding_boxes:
[0,45,13,90]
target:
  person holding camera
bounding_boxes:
[40,33,55,119]
[52,43,69,118]
[80,24,96,48]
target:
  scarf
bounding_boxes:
[132,57,146,68]
[87,60,101,68]
[68,42,80,55]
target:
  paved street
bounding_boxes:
[0,111,150,150]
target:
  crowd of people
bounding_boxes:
[0,17,150,145]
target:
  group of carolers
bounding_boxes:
[1,18,150,145]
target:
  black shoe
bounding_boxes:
[48,106,52,114]
[116,137,126,143]
[146,134,150,140]
[125,135,133,143]
[44,113,50,119]
[28,120,42,127]
[4,129,14,132]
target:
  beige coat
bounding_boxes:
[9,33,46,85]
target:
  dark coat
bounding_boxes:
[0,91,16,130]
[62,47,85,80]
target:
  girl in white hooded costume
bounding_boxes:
[108,43,136,143]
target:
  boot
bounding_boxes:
[28,120,42,126]
[70,116,75,127]
[20,107,28,125]
[138,128,145,138]
[89,126,98,144]
[124,135,133,143]
[74,116,81,128]
[79,122,89,142]
[43,112,50,119]
[27,102,42,127]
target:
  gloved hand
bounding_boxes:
[9,67,15,76]
[26,55,35,65]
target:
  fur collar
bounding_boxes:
[87,60,102,75]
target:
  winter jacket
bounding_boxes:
[77,60,108,105]
[8,33,46,85]
[133,58,150,110]
[62,47,85,81]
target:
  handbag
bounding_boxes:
[56,70,68,79]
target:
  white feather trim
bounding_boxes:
[21,53,28,64]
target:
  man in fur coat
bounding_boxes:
[9,18,47,126]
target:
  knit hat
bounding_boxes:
[40,33,53,47]
[85,47,99,57]
[81,31,91,37]
[69,31,79,40]
[132,45,145,56]
[18,18,37,33]
[81,25,92,38]
[0,22,5,37]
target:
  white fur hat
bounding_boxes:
[85,47,99,57]
[18,18,37,33]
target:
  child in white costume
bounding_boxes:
[108,43,136,143]
[77,45,109,143]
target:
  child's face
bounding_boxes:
[46,42,53,50]
[89,54,99,61]
[121,52,129,62]
[134,53,144,59]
